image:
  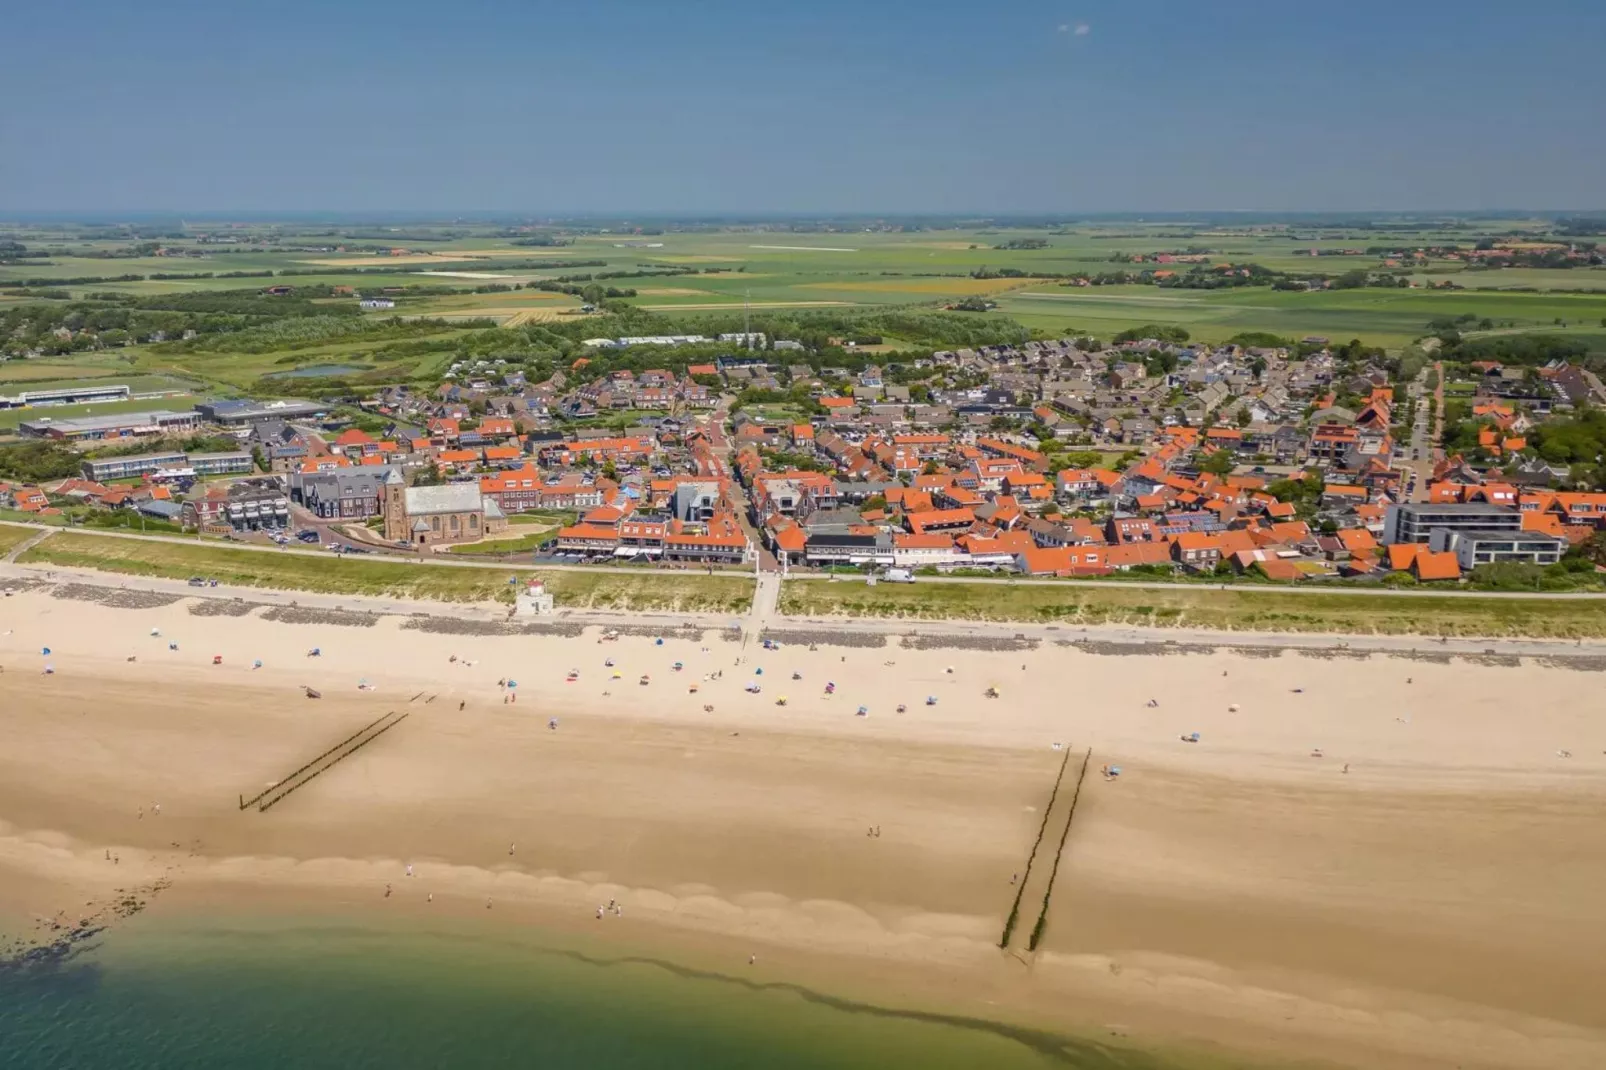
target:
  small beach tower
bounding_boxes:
[514,578,555,617]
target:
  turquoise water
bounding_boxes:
[0,917,1212,1070]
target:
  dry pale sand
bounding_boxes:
[2,591,1604,1070]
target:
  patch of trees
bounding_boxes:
[128,291,354,319]
[0,441,84,483]
[4,273,146,287]
[1225,332,1293,349]
[1528,408,1606,469]
[1157,264,1278,290]
[1555,218,1606,237]
[994,238,1049,250]
[1440,333,1591,367]
[1114,324,1189,344]
[170,315,461,355]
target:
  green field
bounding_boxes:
[8,217,1606,395]
[778,577,1606,638]
[16,530,753,612]
[992,285,1606,348]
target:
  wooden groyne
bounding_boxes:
[240,709,409,812]
[999,747,1071,950]
[1026,748,1093,952]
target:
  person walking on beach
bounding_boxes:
[153,803,160,816]
[509,843,516,856]
[427,893,433,903]
[385,883,392,898]
[406,864,413,878]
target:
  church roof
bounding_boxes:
[403,483,482,515]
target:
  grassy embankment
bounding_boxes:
[778,577,1606,638]
[0,521,40,556]
[18,531,753,613]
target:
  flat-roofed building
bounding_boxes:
[1382,502,1521,544]
[1429,528,1566,569]
[81,451,189,481]
[20,409,200,442]
[187,451,255,476]
[196,399,327,426]
[0,383,131,409]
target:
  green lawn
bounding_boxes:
[18,531,753,612]
[778,578,1606,639]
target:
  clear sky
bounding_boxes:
[4,0,1604,215]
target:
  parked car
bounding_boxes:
[297,530,321,543]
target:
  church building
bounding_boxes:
[382,469,507,546]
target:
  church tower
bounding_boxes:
[382,467,407,541]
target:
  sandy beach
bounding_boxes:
[3,583,1605,1070]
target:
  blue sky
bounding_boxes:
[4,0,1604,214]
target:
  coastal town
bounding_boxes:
[5,330,1605,588]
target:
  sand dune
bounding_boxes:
[2,590,1604,1069]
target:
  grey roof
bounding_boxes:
[404,483,483,515]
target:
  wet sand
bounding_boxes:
[2,590,1604,1069]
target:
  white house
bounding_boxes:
[360,297,396,310]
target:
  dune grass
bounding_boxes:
[778,577,1606,638]
[0,521,41,556]
[18,531,753,613]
